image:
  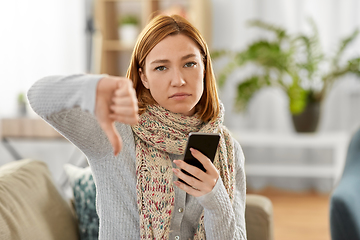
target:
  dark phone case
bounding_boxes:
[179,132,220,184]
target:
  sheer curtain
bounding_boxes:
[211,0,360,191]
[0,0,86,117]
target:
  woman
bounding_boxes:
[28,15,246,240]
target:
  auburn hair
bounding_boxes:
[126,14,219,122]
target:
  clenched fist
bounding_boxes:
[95,76,139,155]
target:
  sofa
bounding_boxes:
[330,127,360,240]
[0,159,273,240]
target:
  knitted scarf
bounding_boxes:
[131,104,235,240]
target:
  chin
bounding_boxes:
[163,104,194,116]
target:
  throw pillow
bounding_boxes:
[64,164,99,240]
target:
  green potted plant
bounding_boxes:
[118,14,140,45]
[17,92,27,117]
[213,19,360,132]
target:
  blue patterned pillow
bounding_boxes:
[64,164,99,240]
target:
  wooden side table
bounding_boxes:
[232,131,351,187]
[1,118,63,160]
[1,117,88,190]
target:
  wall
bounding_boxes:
[0,0,87,192]
[0,0,86,117]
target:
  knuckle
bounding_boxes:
[124,77,132,84]
[179,181,187,190]
[113,107,120,114]
[131,100,138,108]
[193,168,202,176]
[116,116,125,122]
[187,179,195,187]
[127,81,133,88]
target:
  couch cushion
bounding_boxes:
[64,164,98,240]
[246,194,274,240]
[0,159,78,240]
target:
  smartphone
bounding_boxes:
[178,132,221,184]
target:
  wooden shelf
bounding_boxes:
[102,0,141,2]
[103,40,134,51]
[94,0,212,76]
[1,118,62,138]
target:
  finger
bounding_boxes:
[112,96,133,105]
[173,179,202,197]
[110,105,138,116]
[100,121,123,155]
[173,160,208,183]
[112,88,138,111]
[117,77,133,89]
[190,148,218,175]
[172,168,203,189]
[114,79,134,97]
[109,114,139,125]
[114,87,131,98]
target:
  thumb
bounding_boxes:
[101,121,123,156]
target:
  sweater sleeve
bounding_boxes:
[27,74,114,159]
[196,139,247,240]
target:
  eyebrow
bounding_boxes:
[150,53,198,65]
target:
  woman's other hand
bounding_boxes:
[172,148,219,197]
[95,76,139,155]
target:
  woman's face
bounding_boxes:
[139,34,205,116]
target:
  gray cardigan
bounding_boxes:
[27,74,247,240]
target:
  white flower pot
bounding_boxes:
[118,25,139,45]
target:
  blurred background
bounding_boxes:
[1,0,360,239]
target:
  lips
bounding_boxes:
[169,93,191,100]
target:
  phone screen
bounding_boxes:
[179,132,220,184]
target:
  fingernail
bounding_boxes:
[173,160,181,165]
[174,181,180,186]
[172,168,179,173]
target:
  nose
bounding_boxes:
[170,68,185,87]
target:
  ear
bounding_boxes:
[139,68,150,89]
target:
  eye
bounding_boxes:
[184,62,197,68]
[155,66,167,71]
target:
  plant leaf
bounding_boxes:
[217,61,238,88]
[332,28,359,69]
[294,18,324,79]
[348,57,360,75]
[234,75,269,112]
[210,50,229,59]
